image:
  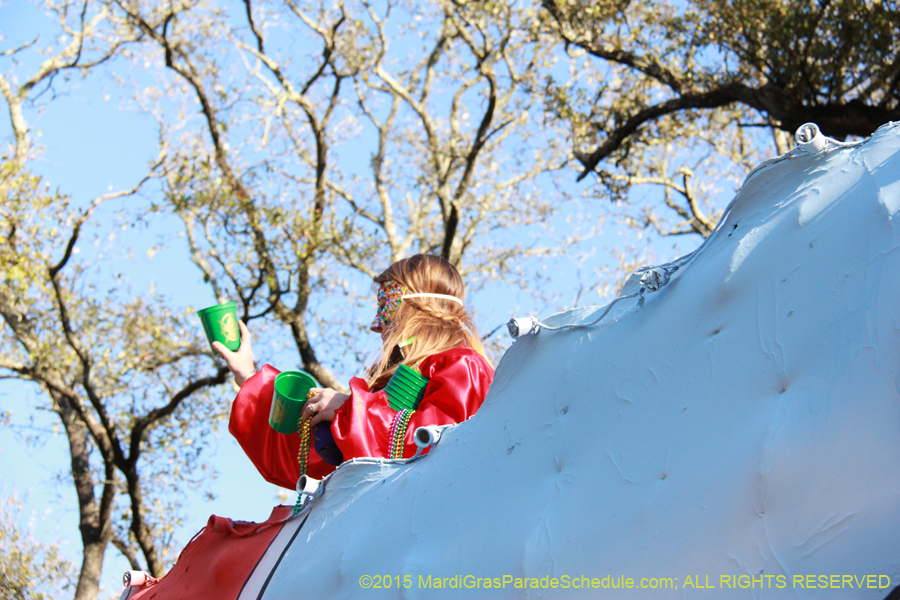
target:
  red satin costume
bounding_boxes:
[229,347,494,489]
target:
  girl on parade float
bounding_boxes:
[214,253,495,491]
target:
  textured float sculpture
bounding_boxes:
[124,122,900,599]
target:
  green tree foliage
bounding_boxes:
[113,0,573,381]
[541,0,900,236]
[0,495,76,600]
[0,160,229,599]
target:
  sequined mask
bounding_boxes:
[371,281,405,331]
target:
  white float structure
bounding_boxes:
[136,122,900,599]
[244,122,900,599]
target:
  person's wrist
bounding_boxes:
[235,367,257,387]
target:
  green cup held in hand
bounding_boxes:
[197,301,241,353]
[270,371,319,434]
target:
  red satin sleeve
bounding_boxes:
[330,347,494,460]
[229,347,494,490]
[228,365,334,490]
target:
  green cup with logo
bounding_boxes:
[269,370,319,434]
[197,301,241,353]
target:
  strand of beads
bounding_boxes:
[388,409,414,459]
[293,390,318,515]
[387,409,407,457]
[292,416,313,515]
[296,417,312,476]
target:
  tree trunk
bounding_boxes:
[57,393,110,600]
[771,125,792,156]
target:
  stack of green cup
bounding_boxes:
[269,371,319,434]
[197,301,241,353]
[384,364,429,411]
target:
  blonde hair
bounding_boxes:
[367,254,490,390]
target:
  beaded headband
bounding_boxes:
[370,281,464,331]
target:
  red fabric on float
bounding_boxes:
[127,505,293,600]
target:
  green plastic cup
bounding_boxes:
[385,364,429,411]
[197,301,241,353]
[269,371,319,434]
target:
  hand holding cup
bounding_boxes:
[212,320,256,387]
[302,388,350,427]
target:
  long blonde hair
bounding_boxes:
[367,254,489,390]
